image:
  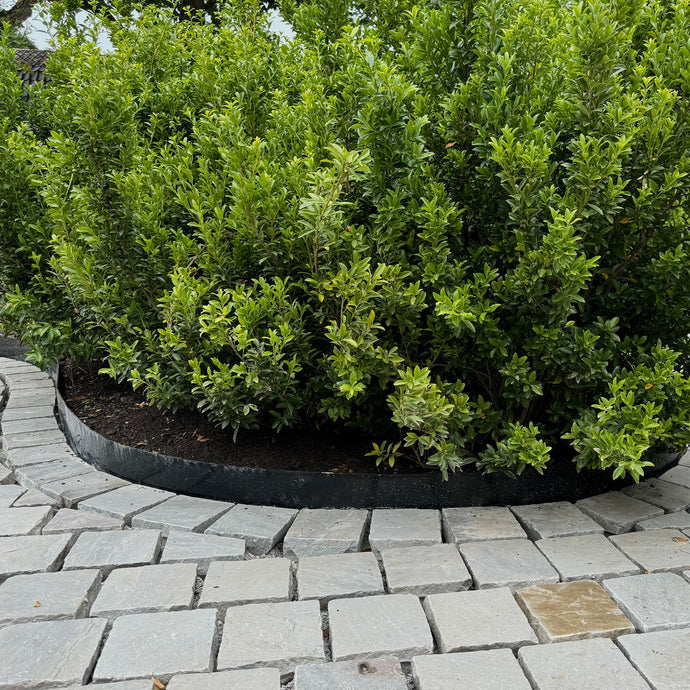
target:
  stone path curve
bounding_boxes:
[2,354,690,689]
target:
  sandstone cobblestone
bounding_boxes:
[0,483,26,507]
[657,464,690,489]
[368,509,441,553]
[294,657,407,690]
[167,669,281,690]
[635,511,690,531]
[576,492,664,534]
[283,509,368,559]
[0,505,53,536]
[10,487,58,507]
[510,502,604,540]
[610,529,690,572]
[79,483,175,522]
[160,530,244,574]
[131,494,232,535]
[622,478,690,512]
[41,470,130,507]
[43,507,124,534]
[442,506,527,543]
[0,533,72,580]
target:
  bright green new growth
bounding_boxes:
[2,0,690,480]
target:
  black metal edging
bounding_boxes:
[55,388,679,509]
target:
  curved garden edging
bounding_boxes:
[56,386,680,509]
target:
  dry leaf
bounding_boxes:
[673,537,689,542]
[152,677,166,689]
[645,383,653,389]
[33,601,41,608]
[445,142,456,148]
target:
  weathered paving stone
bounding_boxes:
[79,483,175,523]
[6,442,74,467]
[297,551,384,603]
[458,538,559,590]
[535,533,640,581]
[283,509,369,559]
[423,588,538,652]
[380,544,471,596]
[91,563,196,618]
[93,609,217,683]
[15,456,96,489]
[0,569,100,625]
[10,487,59,507]
[43,507,124,534]
[442,506,527,543]
[131,494,232,535]
[6,378,54,390]
[62,529,161,574]
[294,657,407,690]
[658,464,690,489]
[609,529,690,572]
[412,649,533,690]
[0,466,13,485]
[1,416,59,435]
[161,530,244,574]
[0,533,72,580]
[5,388,56,409]
[41,471,131,507]
[602,572,690,632]
[0,483,26,507]
[217,599,325,677]
[576,492,664,534]
[328,593,433,662]
[199,557,292,609]
[510,502,604,540]
[61,682,154,690]
[0,505,53,536]
[622,478,690,512]
[636,511,690,531]
[167,668,282,690]
[206,503,298,556]
[515,580,635,643]
[3,429,64,450]
[368,509,441,553]
[617,628,690,689]
[518,637,650,690]
[0,617,106,689]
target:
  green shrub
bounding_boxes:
[3,0,690,479]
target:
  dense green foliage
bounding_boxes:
[3,0,690,479]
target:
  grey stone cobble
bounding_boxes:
[423,588,538,652]
[167,668,282,690]
[283,509,369,559]
[368,509,441,553]
[14,456,96,489]
[0,533,72,580]
[510,501,604,540]
[294,657,408,690]
[131,494,232,535]
[4,388,56,409]
[43,507,124,534]
[1,416,59,435]
[5,442,75,468]
[609,528,690,572]
[0,505,53,536]
[657,464,690,489]
[622,478,690,512]
[79,483,176,522]
[40,470,130,507]
[3,430,64,450]
[11,487,59,507]
[160,530,244,574]
[0,466,13,484]
[442,506,527,543]
[0,483,26,507]
[61,682,154,690]
[576,492,664,534]
[635,511,690,531]
[1,405,57,423]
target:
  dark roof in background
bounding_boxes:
[14,49,51,95]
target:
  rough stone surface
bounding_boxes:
[0,533,72,580]
[658,464,690,489]
[535,533,640,581]
[515,580,635,643]
[91,562,196,618]
[518,637,650,690]
[0,617,107,689]
[0,569,100,624]
[368,509,441,553]
[206,503,298,556]
[1,405,57,423]
[61,683,154,690]
[167,668,282,690]
[0,483,26,507]
[0,505,53,536]
[11,487,59,507]
[7,443,74,467]
[1,416,59,435]
[4,429,65,449]
[576,492,664,534]
[0,466,13,485]
[381,544,471,596]
[297,551,384,603]
[423,588,538,653]
[636,511,690,531]
[131,495,232,535]
[602,572,690,632]
[14,456,95,489]
[161,530,244,574]
[412,649,533,690]
[217,599,325,677]
[283,509,368,559]
[93,609,217,682]
[609,529,690,572]
[442,506,527,543]
[294,657,408,690]
[200,557,292,609]
[622,478,690,512]
[328,593,433,662]
[4,388,56,409]
[458,538,559,590]
[41,470,130,507]
[43,507,124,534]
[510,502,604,540]
[617,628,690,690]
[62,529,161,574]
[79,483,176,523]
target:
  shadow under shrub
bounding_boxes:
[2,0,690,480]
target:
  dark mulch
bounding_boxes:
[58,359,432,475]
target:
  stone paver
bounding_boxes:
[11,487,59,507]
[381,544,472,595]
[515,580,635,643]
[4,389,56,409]
[91,563,197,618]
[368,509,441,553]
[41,470,130,507]
[93,609,217,682]
[206,503,298,555]
[3,429,65,449]
[459,538,559,590]
[622,478,690,512]
[199,557,292,609]
[294,657,407,690]
[0,569,100,624]
[7,442,74,467]
[657,464,690,489]
[609,529,690,572]
[0,617,107,689]
[1,416,59,435]
[511,501,604,540]
[167,668,281,690]
[0,483,26,507]
[283,509,368,559]
[602,572,690,632]
[161,530,244,574]
[423,588,538,652]
[1,404,57,423]
[576,492,664,534]
[328,593,433,662]
[43,507,124,534]
[518,637,650,690]
[636,511,690,531]
[62,529,161,574]
[61,683,154,690]
[79,483,176,523]
[131,494,232,535]
[217,599,325,677]
[0,465,13,484]
[442,506,527,543]
[297,551,383,603]
[535,533,640,581]
[14,456,95,489]
[0,505,53,536]
[0,533,72,580]
[412,649,533,690]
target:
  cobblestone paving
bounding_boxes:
[2,356,690,689]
